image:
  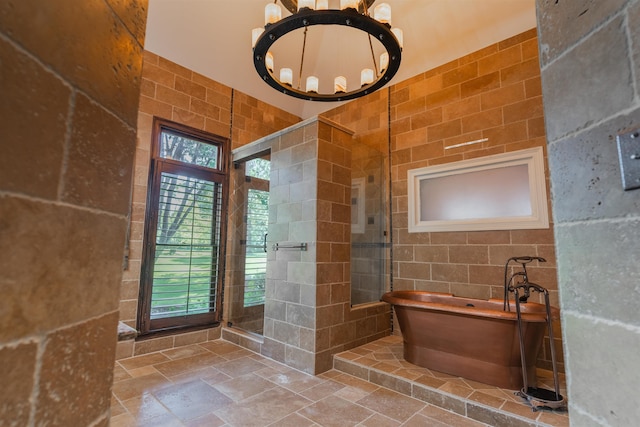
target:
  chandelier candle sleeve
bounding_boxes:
[374,3,391,24]
[251,28,264,48]
[392,28,403,48]
[265,3,281,24]
[334,76,347,93]
[298,0,314,10]
[280,68,293,86]
[380,52,389,72]
[340,0,358,10]
[316,0,328,10]
[265,52,274,73]
[306,76,319,93]
[361,68,374,86]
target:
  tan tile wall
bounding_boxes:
[389,28,561,371]
[322,29,561,371]
[119,51,300,357]
[0,0,147,425]
[263,118,390,375]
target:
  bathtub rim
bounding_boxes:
[381,290,559,322]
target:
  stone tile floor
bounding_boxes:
[333,336,569,427]
[111,336,569,426]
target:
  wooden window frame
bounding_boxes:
[137,118,229,336]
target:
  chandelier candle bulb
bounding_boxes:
[392,28,403,49]
[280,68,293,86]
[380,52,389,72]
[298,0,315,11]
[316,0,328,10]
[265,3,281,25]
[340,0,358,10]
[374,3,391,24]
[306,76,319,93]
[251,28,264,48]
[265,52,274,73]
[361,68,374,86]
[334,76,347,93]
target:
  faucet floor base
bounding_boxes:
[516,387,566,412]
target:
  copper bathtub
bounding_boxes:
[381,290,558,389]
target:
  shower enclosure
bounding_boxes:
[350,137,390,306]
[225,153,270,334]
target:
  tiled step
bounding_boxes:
[333,336,569,427]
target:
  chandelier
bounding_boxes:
[251,0,403,102]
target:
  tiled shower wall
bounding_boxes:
[324,29,562,372]
[537,1,640,424]
[117,51,300,358]
[0,0,147,425]
[262,118,391,375]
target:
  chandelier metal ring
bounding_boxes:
[253,7,402,102]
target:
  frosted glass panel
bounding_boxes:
[419,164,531,221]
[407,147,549,232]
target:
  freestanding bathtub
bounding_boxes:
[381,290,558,389]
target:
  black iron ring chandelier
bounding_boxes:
[252,0,403,102]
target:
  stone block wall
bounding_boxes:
[536,1,640,424]
[0,0,147,425]
[263,118,391,375]
[322,28,561,371]
[117,51,300,359]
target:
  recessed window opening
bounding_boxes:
[138,118,228,335]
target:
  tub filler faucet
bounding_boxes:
[503,256,546,311]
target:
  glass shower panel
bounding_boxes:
[350,140,388,305]
[226,155,270,334]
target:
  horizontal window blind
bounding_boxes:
[243,188,268,307]
[151,172,222,319]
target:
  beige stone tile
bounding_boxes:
[420,404,488,426]
[0,198,126,341]
[182,411,226,427]
[153,379,233,421]
[63,93,137,214]
[467,390,506,408]
[298,379,345,401]
[110,413,137,427]
[266,368,326,393]
[169,366,231,386]
[0,341,37,425]
[437,380,474,398]
[154,352,227,377]
[35,313,118,426]
[215,356,269,378]
[112,372,169,401]
[298,395,374,426]
[213,372,276,401]
[199,340,244,355]
[119,352,170,371]
[403,413,449,426]
[121,394,171,422]
[0,38,69,199]
[214,387,311,426]
[162,343,209,360]
[128,365,160,378]
[358,413,402,427]
[356,388,426,423]
[268,412,317,427]
[110,396,127,418]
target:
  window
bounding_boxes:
[138,118,228,335]
[407,147,549,232]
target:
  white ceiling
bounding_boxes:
[145,0,537,119]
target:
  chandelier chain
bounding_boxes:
[298,26,308,90]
